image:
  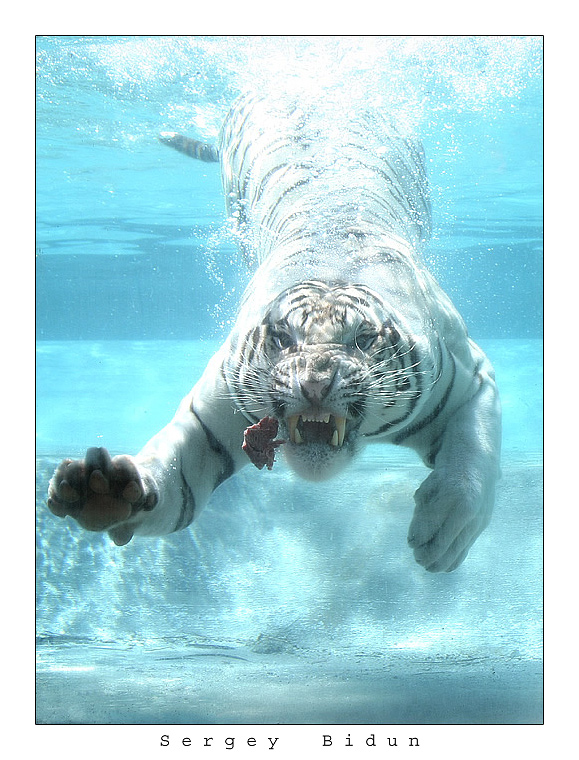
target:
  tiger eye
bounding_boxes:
[271,329,295,350]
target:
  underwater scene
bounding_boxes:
[36,36,543,728]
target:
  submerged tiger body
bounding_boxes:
[48,93,501,572]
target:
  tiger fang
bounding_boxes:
[287,413,347,447]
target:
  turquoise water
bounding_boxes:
[36,37,542,726]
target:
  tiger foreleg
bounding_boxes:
[407,376,502,572]
[47,359,249,544]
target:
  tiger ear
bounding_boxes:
[108,525,134,546]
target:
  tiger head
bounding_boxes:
[228,280,435,481]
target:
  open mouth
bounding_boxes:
[287,412,346,447]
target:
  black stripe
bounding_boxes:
[392,352,456,445]
[422,435,442,468]
[365,408,416,437]
[364,340,423,438]
[243,326,262,367]
[190,405,235,488]
[219,364,260,426]
[172,470,197,532]
[420,360,487,468]
[239,133,297,200]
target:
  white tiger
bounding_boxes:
[48,93,501,573]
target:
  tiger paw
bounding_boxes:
[47,447,158,545]
[407,466,493,573]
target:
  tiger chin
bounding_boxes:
[47,92,502,574]
[282,414,354,482]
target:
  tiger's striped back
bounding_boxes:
[218,93,432,286]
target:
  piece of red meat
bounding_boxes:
[242,416,285,470]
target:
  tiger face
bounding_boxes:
[228,280,435,481]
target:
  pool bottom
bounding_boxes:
[36,637,542,725]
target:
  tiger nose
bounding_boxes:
[300,379,330,403]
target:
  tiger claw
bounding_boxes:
[88,469,109,495]
[58,480,81,502]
